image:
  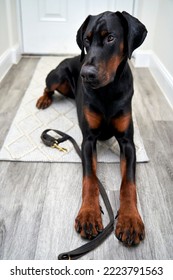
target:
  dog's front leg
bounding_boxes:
[115,136,145,246]
[75,137,103,239]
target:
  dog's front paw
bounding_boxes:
[115,208,145,246]
[36,95,52,109]
[75,205,103,239]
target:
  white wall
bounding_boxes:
[0,0,10,55]
[134,0,159,51]
[0,0,21,82]
[134,0,173,108]
[153,0,173,77]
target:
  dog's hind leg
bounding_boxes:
[36,67,75,109]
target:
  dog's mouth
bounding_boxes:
[81,73,111,89]
[82,78,101,89]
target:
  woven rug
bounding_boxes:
[0,57,149,163]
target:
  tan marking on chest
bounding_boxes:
[84,107,102,129]
[112,113,131,132]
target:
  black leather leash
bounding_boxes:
[41,129,115,260]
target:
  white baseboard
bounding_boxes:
[133,50,173,109]
[11,44,22,64]
[132,50,151,68]
[149,53,173,109]
[0,44,21,82]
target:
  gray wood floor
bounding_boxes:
[0,57,173,260]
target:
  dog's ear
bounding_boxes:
[76,15,91,61]
[116,11,147,59]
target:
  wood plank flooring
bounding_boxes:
[0,57,173,259]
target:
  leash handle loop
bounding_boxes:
[41,129,115,260]
[41,129,69,152]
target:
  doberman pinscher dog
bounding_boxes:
[36,11,147,246]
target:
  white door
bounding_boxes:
[20,0,134,54]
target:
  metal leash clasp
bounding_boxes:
[52,140,67,152]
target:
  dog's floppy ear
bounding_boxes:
[116,11,147,59]
[76,15,91,61]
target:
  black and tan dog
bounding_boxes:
[36,11,147,246]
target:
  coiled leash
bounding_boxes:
[41,129,115,260]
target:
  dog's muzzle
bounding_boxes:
[80,65,99,88]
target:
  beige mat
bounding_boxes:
[0,57,149,163]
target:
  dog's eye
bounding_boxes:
[107,35,115,42]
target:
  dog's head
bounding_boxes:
[76,11,147,89]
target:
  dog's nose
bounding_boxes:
[80,65,97,82]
